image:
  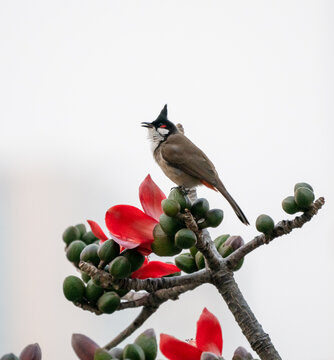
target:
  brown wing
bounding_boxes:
[160,133,219,185]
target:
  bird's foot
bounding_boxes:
[170,185,191,195]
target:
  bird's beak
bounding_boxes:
[141,122,154,128]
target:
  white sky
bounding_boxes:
[0,1,333,359]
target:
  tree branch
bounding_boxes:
[211,269,282,360]
[226,197,325,269]
[184,191,283,359]
[103,282,201,350]
[79,261,211,292]
[103,306,158,350]
[113,269,211,292]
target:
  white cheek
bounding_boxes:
[157,128,170,136]
[147,128,163,152]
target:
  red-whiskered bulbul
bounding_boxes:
[141,105,249,225]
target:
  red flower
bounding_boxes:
[160,308,223,360]
[87,174,166,255]
[131,257,180,279]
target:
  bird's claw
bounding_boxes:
[170,185,191,195]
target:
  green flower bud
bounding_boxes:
[97,292,120,314]
[218,244,234,258]
[122,249,145,272]
[122,344,145,360]
[98,240,120,264]
[80,244,100,267]
[94,349,113,360]
[174,228,197,249]
[168,188,191,211]
[189,245,198,257]
[294,182,313,192]
[75,223,87,238]
[214,234,230,249]
[63,226,81,246]
[191,198,210,219]
[204,209,224,228]
[234,257,244,271]
[109,256,132,279]
[161,199,181,217]
[175,253,198,273]
[151,224,181,256]
[66,240,86,264]
[294,187,315,209]
[255,214,275,235]
[1,354,19,360]
[159,214,183,236]
[85,279,104,304]
[195,251,205,269]
[134,329,157,360]
[282,196,301,214]
[63,276,85,302]
[81,272,91,283]
[82,231,98,245]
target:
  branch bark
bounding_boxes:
[226,197,325,269]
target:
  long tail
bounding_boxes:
[216,180,249,225]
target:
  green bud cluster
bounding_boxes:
[151,189,223,257]
[62,223,155,314]
[282,182,315,215]
[174,234,244,273]
[63,223,99,247]
[93,329,157,360]
[216,235,245,271]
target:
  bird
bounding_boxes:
[141,104,249,225]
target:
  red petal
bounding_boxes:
[139,174,166,222]
[195,308,223,355]
[87,220,108,241]
[105,205,157,250]
[160,334,202,360]
[131,261,180,279]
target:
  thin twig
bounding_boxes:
[73,301,102,315]
[226,197,325,269]
[103,282,201,349]
[103,306,158,350]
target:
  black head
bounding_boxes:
[141,105,178,138]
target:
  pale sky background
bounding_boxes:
[0,1,333,359]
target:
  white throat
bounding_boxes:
[147,128,165,152]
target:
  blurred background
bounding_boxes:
[0,1,333,359]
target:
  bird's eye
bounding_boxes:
[160,124,167,128]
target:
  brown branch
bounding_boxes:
[226,197,325,269]
[73,301,102,315]
[103,306,158,350]
[79,260,211,292]
[79,261,114,289]
[113,269,211,292]
[184,190,282,359]
[211,269,282,360]
[103,282,200,350]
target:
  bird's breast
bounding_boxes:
[154,148,200,188]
